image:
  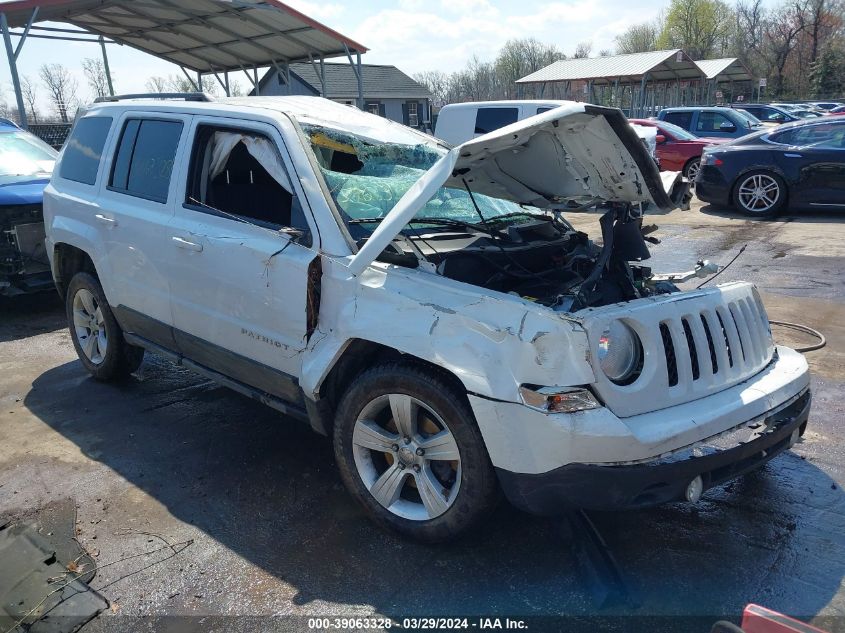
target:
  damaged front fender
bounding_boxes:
[300,257,596,403]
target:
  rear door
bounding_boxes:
[165,116,318,403]
[95,112,190,337]
[695,110,739,138]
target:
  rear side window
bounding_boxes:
[663,111,693,130]
[59,116,112,185]
[110,119,183,203]
[475,107,519,135]
[536,106,554,115]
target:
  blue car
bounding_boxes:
[0,119,58,295]
[656,106,767,139]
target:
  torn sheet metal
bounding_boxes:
[0,522,107,633]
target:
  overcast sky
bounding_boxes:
[0,0,756,113]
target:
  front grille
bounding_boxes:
[660,323,678,387]
[584,282,775,418]
[659,297,771,388]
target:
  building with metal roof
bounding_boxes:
[254,62,433,130]
[0,0,369,128]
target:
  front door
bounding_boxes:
[778,122,845,208]
[166,117,318,403]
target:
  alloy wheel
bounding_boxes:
[72,288,107,364]
[352,393,461,521]
[685,158,701,184]
[737,173,780,213]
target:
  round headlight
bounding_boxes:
[597,321,641,383]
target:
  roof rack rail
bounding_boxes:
[94,92,215,103]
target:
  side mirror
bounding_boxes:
[719,121,737,132]
[655,134,667,144]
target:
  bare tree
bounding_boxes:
[21,76,39,124]
[413,70,450,107]
[145,76,169,92]
[735,0,766,58]
[40,63,78,122]
[763,1,808,96]
[82,58,111,98]
[573,41,593,58]
[229,78,246,97]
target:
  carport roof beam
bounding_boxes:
[0,0,368,73]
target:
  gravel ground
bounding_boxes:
[1,198,844,632]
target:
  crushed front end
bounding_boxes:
[1,203,53,296]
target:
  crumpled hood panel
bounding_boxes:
[348,103,676,275]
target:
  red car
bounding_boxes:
[828,105,845,115]
[629,118,729,182]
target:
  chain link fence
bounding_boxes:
[28,123,73,149]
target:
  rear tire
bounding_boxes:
[732,170,786,217]
[66,272,144,381]
[333,363,498,542]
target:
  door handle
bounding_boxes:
[95,214,117,226]
[171,236,203,252]
[783,153,803,158]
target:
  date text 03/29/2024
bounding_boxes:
[307,617,529,630]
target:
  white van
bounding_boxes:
[435,99,657,157]
[435,100,565,145]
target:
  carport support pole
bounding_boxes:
[356,51,363,109]
[99,35,114,96]
[639,73,648,117]
[1,12,29,129]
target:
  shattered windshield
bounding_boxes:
[303,124,535,237]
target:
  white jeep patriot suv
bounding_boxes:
[44,95,811,542]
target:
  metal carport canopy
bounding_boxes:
[694,58,752,83]
[0,0,367,71]
[515,49,703,85]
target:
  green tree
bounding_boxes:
[809,44,844,96]
[658,0,735,59]
[615,20,663,53]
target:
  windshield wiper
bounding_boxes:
[348,216,493,232]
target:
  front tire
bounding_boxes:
[333,363,498,542]
[732,170,786,217]
[683,157,701,184]
[66,272,144,380]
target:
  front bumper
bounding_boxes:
[497,388,810,514]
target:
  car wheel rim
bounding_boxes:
[738,174,780,212]
[686,159,700,183]
[352,393,461,521]
[72,288,107,364]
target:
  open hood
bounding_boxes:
[348,103,678,276]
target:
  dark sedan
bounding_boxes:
[695,118,845,216]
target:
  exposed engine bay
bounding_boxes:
[380,204,679,312]
[1,204,51,295]
[305,123,695,312]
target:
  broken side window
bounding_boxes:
[186,126,309,234]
